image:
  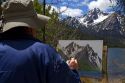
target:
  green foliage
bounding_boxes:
[33,0,83,47]
[33,0,42,14]
[33,0,59,44]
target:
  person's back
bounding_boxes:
[0,0,81,83]
[0,27,80,83]
[0,35,46,83]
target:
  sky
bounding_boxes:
[43,0,116,17]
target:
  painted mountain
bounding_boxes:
[61,8,125,47]
[58,40,103,78]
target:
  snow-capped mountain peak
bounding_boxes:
[93,14,110,24]
[79,8,109,25]
[60,8,125,47]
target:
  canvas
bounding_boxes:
[108,48,125,83]
[57,40,103,78]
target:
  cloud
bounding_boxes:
[50,6,83,17]
[69,0,90,7]
[49,5,59,13]
[88,0,116,11]
[56,0,90,8]
[60,6,83,17]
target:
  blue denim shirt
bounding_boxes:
[0,38,80,83]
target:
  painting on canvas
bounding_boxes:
[57,40,103,78]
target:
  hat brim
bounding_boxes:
[2,14,50,32]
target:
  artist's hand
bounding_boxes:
[66,58,78,70]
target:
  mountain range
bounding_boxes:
[61,8,125,47]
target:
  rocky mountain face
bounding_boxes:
[61,8,125,47]
[61,42,102,70]
[80,8,109,25]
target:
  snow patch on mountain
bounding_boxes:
[79,17,88,27]
[93,14,109,24]
[78,8,109,26]
[78,13,109,26]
